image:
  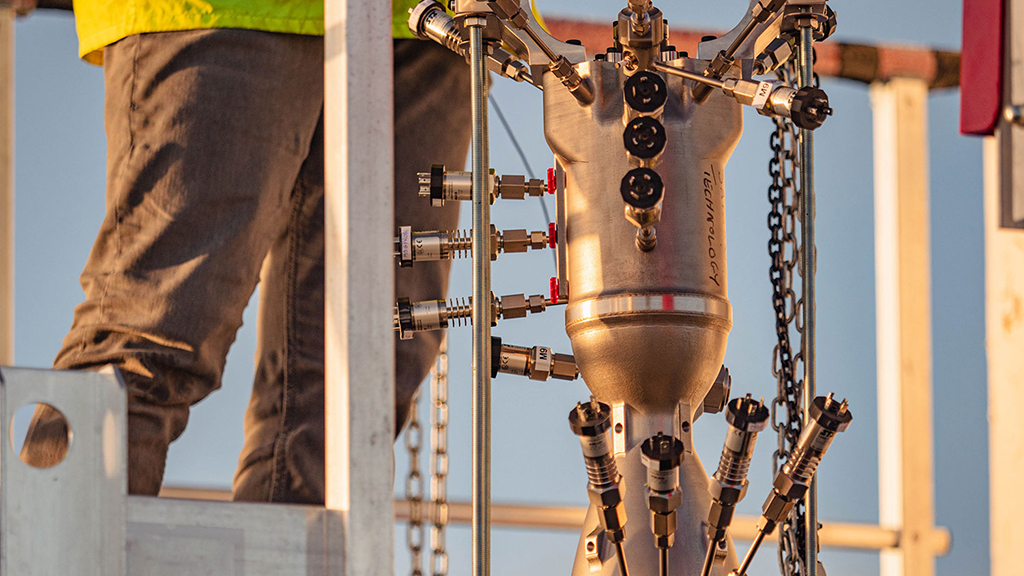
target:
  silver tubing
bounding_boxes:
[736,530,766,576]
[798,11,818,576]
[469,23,492,576]
[652,60,727,90]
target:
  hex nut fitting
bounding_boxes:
[647,489,682,513]
[650,509,677,536]
[708,480,746,504]
[588,483,624,508]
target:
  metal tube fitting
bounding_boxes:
[489,337,579,381]
[719,78,832,130]
[734,395,851,576]
[569,399,630,576]
[394,226,549,266]
[394,291,550,339]
[641,432,685,556]
[418,165,545,206]
[701,395,769,576]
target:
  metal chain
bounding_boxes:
[406,390,425,576]
[767,61,806,576]
[429,334,450,576]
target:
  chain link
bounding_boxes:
[429,334,450,576]
[406,388,425,576]
[768,61,807,576]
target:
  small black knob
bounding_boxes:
[790,87,832,131]
[624,72,667,114]
[623,117,667,159]
[620,168,664,209]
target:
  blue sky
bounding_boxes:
[10,1,982,575]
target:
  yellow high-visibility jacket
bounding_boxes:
[75,0,419,64]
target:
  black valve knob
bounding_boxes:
[790,87,832,131]
[620,168,664,209]
[623,117,667,159]
[624,71,667,114]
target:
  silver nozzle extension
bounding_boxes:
[419,165,544,206]
[490,337,579,381]
[394,290,549,338]
[409,0,463,54]
[418,165,498,206]
[393,297,473,340]
[723,79,832,130]
[395,225,549,266]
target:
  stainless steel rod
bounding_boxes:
[652,60,726,90]
[798,11,818,576]
[469,22,492,576]
[521,23,561,63]
[735,530,766,576]
[0,9,12,365]
[700,537,718,576]
[724,16,760,59]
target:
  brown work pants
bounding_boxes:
[22,29,471,504]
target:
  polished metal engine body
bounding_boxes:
[545,59,741,413]
[544,59,743,575]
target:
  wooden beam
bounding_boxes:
[870,78,937,576]
[985,133,1024,576]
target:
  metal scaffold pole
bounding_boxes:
[468,20,492,576]
[324,0,396,573]
[0,6,13,365]
[797,11,818,576]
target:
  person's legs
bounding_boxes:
[232,39,471,504]
[233,116,327,504]
[21,29,324,495]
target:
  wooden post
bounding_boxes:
[870,78,937,576]
[323,0,395,574]
[985,133,1024,576]
[0,7,13,365]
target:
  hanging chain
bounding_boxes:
[429,334,450,576]
[406,390,425,576]
[768,61,806,576]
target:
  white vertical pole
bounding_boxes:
[0,7,13,366]
[984,134,1024,576]
[870,78,936,576]
[323,0,395,574]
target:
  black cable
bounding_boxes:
[614,540,631,576]
[660,547,669,576]
[488,94,559,269]
[488,94,547,221]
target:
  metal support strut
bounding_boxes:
[797,9,818,576]
[468,21,492,576]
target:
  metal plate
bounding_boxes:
[0,366,126,576]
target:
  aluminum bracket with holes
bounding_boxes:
[0,366,127,576]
